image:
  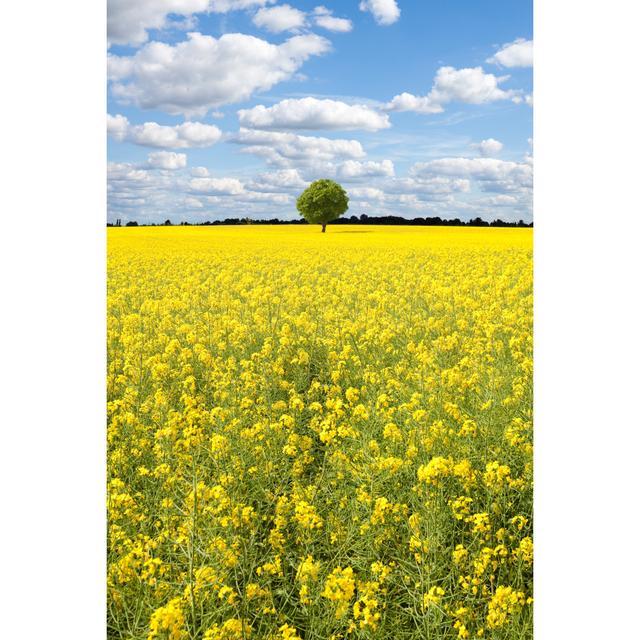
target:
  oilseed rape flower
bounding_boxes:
[147,598,186,640]
[417,456,453,485]
[293,500,323,530]
[486,586,527,629]
[423,585,445,608]
[203,619,252,640]
[483,461,512,490]
[276,624,302,640]
[296,554,320,583]
[353,581,383,629]
[453,544,469,566]
[322,567,356,618]
[296,555,320,604]
[514,536,534,564]
[108,226,532,639]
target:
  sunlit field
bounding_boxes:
[107,226,533,640]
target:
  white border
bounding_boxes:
[1,1,639,638]
[535,1,640,637]
[0,1,105,637]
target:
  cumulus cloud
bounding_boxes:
[359,0,400,26]
[349,187,386,200]
[386,66,518,114]
[109,152,532,222]
[184,196,205,209]
[108,32,331,117]
[187,174,295,208]
[410,157,533,193]
[108,161,175,216]
[210,0,274,11]
[107,114,222,148]
[347,175,471,211]
[147,151,188,169]
[238,97,390,131]
[247,169,307,192]
[252,4,306,32]
[472,138,503,157]
[107,0,209,47]
[106,114,130,141]
[386,176,471,196]
[385,92,443,115]
[483,195,519,206]
[250,4,353,36]
[313,6,353,32]
[108,162,154,186]
[237,191,292,204]
[231,128,365,165]
[337,159,395,180]
[487,38,533,68]
[189,177,246,195]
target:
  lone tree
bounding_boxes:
[296,179,349,232]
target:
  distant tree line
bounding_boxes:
[108,215,532,228]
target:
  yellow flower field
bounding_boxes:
[107,226,533,640]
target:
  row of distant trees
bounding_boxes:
[108,215,532,228]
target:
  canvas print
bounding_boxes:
[107,2,533,638]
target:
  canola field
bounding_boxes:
[107,226,533,640]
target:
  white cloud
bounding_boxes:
[210,0,274,11]
[147,151,187,169]
[389,194,424,206]
[387,176,471,196]
[346,178,471,211]
[109,151,532,222]
[340,175,472,211]
[512,92,532,107]
[169,15,199,32]
[108,161,175,215]
[313,6,353,33]
[473,138,503,157]
[410,157,533,192]
[349,187,385,200]
[107,114,222,148]
[108,32,331,117]
[107,0,209,47]
[247,169,307,192]
[189,177,246,195]
[384,92,443,115]
[237,191,292,204]
[487,38,533,68]
[238,97,390,131]
[108,162,154,185]
[187,175,295,206]
[359,0,400,26]
[232,127,365,165]
[106,114,130,141]
[184,197,205,209]
[483,195,518,206]
[337,159,395,180]
[386,66,518,114]
[253,4,306,33]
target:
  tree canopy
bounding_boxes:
[296,179,349,232]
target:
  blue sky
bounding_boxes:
[107,0,532,223]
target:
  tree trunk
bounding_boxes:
[321,223,326,233]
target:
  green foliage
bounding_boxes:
[296,179,349,231]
